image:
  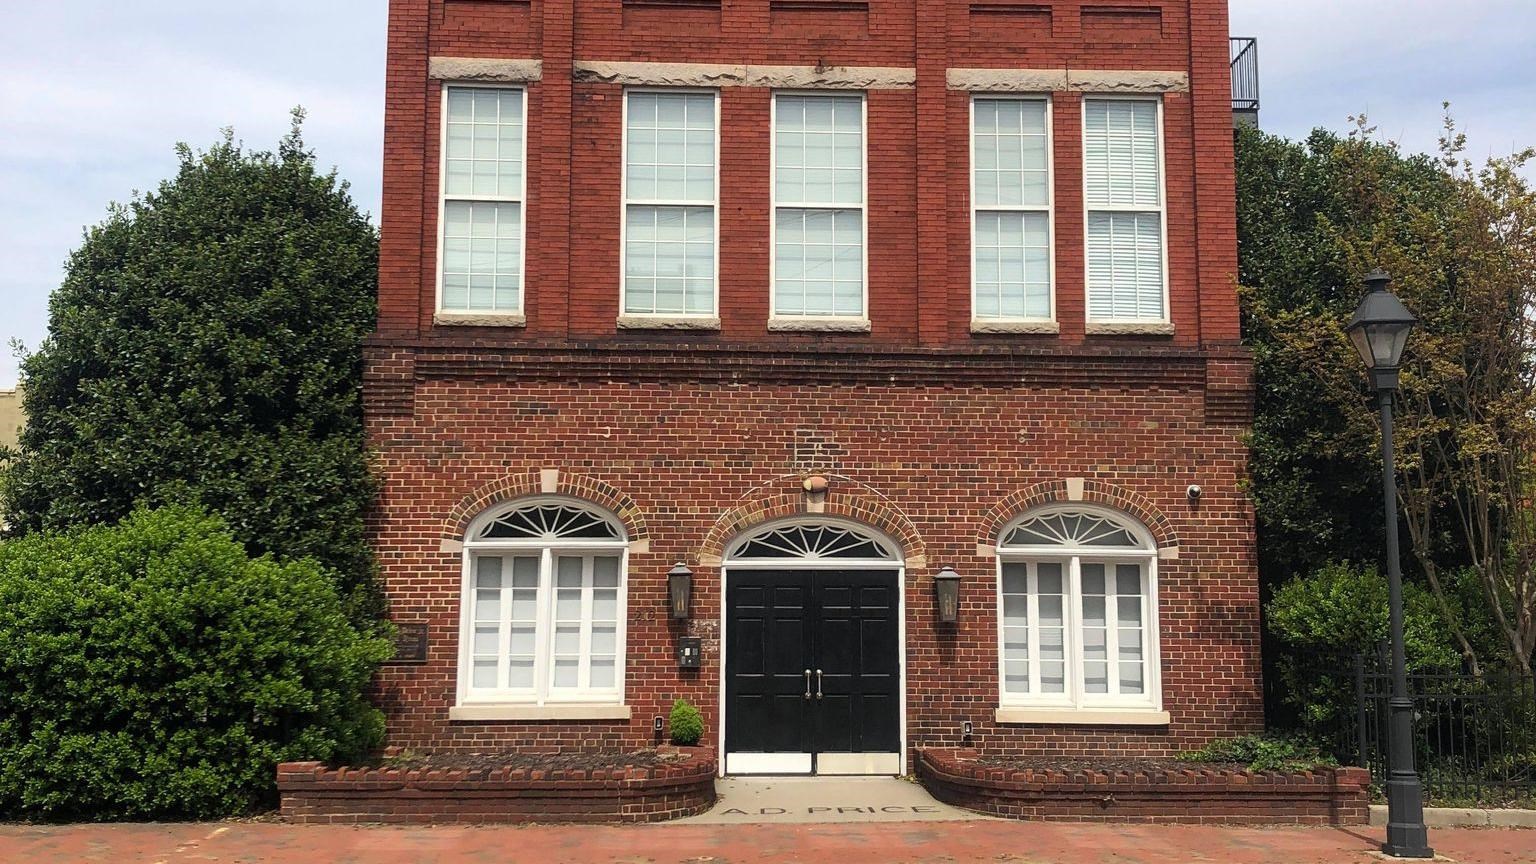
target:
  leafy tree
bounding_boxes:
[0,506,391,821]
[1,112,379,613]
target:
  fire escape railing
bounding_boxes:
[1230,37,1260,125]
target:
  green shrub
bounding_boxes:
[1178,734,1338,773]
[668,699,704,747]
[1267,561,1460,670]
[0,506,392,821]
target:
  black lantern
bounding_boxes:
[1345,269,1417,391]
[667,562,693,621]
[934,566,961,625]
[1348,269,1432,859]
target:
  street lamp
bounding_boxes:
[1345,269,1433,859]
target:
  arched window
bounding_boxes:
[726,521,898,563]
[996,506,1161,713]
[458,499,628,707]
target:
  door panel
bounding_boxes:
[725,569,901,773]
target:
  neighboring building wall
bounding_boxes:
[0,388,22,451]
[371,0,1258,760]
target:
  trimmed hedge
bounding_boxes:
[0,506,391,821]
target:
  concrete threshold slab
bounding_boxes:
[682,776,991,824]
[1369,804,1536,828]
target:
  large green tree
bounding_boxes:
[1240,116,1536,673]
[2,113,379,612]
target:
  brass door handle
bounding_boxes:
[816,669,824,700]
[804,669,812,700]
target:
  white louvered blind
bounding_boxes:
[1083,99,1165,322]
[773,94,865,318]
[972,97,1052,321]
[623,91,718,317]
[440,87,525,314]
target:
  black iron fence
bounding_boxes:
[1267,647,1536,807]
[1230,37,1260,115]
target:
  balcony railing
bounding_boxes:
[1230,36,1260,127]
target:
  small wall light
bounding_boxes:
[668,562,694,621]
[934,566,962,625]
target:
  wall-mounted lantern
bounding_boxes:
[668,562,694,621]
[934,566,962,625]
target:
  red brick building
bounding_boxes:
[368,0,1260,774]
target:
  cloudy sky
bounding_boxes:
[2,1,1533,388]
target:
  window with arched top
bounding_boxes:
[726,521,898,563]
[996,506,1161,714]
[458,499,628,708]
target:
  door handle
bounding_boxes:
[816,669,824,700]
[804,669,812,700]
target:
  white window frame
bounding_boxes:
[456,498,630,708]
[1080,95,1170,325]
[994,505,1163,713]
[969,94,1055,326]
[768,90,870,327]
[436,83,529,319]
[619,87,722,322]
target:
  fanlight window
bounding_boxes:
[731,523,895,561]
[1001,510,1145,549]
[478,503,624,542]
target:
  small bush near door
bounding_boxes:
[669,699,704,746]
[0,506,392,821]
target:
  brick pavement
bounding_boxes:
[2,820,1532,863]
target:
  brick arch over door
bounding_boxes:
[440,471,649,546]
[977,480,1180,552]
[698,474,926,568]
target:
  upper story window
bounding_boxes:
[439,86,526,317]
[1082,98,1166,323]
[971,96,1053,323]
[996,506,1162,713]
[458,499,629,706]
[623,90,719,319]
[772,93,866,322]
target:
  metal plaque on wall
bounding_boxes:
[387,622,429,664]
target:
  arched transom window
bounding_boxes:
[996,506,1161,713]
[727,521,898,564]
[459,500,628,707]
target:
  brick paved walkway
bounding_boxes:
[1,820,1533,863]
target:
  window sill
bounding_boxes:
[435,312,527,328]
[971,319,1060,335]
[616,315,721,331]
[994,707,1170,726]
[1084,321,1175,336]
[449,704,633,722]
[767,317,872,333]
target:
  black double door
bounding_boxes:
[725,570,901,773]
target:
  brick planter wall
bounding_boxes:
[277,747,717,824]
[916,748,1370,825]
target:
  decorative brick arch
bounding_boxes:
[698,474,926,568]
[440,470,649,546]
[976,479,1180,552]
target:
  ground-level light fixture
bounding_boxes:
[934,566,962,625]
[668,562,694,621]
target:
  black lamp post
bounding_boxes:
[1345,269,1432,859]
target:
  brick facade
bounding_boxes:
[371,0,1260,765]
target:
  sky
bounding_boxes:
[1,1,1534,388]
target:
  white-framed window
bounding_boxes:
[438,85,527,316]
[771,92,867,321]
[622,89,719,318]
[458,500,628,706]
[1082,97,1167,323]
[971,96,1053,322]
[996,506,1162,711]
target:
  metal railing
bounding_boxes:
[1230,37,1260,121]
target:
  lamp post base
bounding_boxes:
[1381,842,1435,859]
[1382,774,1434,859]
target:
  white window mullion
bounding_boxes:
[1103,565,1122,697]
[1067,555,1084,705]
[535,547,552,705]
[1025,562,1042,696]
[498,556,513,690]
[578,555,595,691]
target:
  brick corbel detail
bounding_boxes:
[440,472,650,545]
[977,480,1180,552]
[697,474,926,568]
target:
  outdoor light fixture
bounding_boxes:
[667,562,694,621]
[1347,269,1432,859]
[934,566,961,625]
